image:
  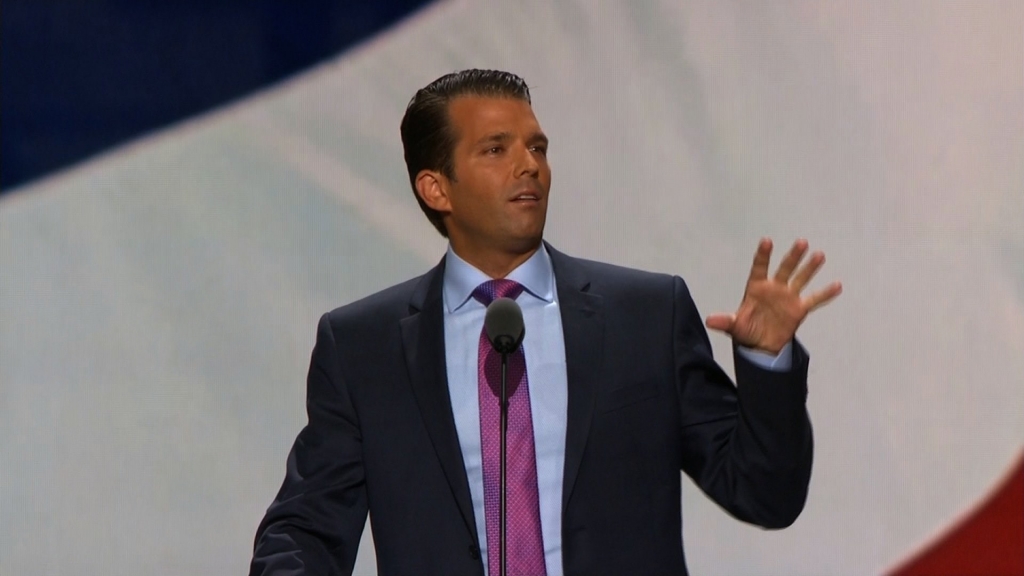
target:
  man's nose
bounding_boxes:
[515,144,540,178]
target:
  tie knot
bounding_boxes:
[472,279,524,305]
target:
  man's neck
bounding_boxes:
[449,241,542,279]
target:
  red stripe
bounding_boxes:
[890,449,1024,576]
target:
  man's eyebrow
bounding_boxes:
[475,132,513,146]
[473,131,549,147]
[528,132,549,146]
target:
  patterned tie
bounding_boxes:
[473,279,547,576]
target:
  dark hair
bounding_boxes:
[400,69,532,237]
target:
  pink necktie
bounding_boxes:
[473,279,547,576]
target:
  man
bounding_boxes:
[251,69,842,576]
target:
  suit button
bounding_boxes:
[469,544,481,560]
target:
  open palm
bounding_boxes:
[705,238,842,354]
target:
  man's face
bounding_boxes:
[438,96,551,255]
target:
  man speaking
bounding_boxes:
[250,69,842,576]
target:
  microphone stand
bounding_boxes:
[484,299,523,576]
[499,350,509,576]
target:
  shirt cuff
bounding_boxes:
[736,341,794,372]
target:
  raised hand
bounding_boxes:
[705,238,842,354]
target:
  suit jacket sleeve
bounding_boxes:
[250,313,368,575]
[672,275,813,528]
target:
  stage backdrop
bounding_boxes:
[2,1,1022,574]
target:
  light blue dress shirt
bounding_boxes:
[441,244,792,576]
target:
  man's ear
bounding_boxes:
[415,170,452,214]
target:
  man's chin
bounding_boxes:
[504,229,545,254]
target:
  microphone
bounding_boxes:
[484,297,525,355]
[482,296,524,576]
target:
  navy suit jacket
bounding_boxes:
[251,244,813,576]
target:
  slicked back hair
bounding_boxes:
[400,69,532,237]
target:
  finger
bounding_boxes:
[747,238,773,284]
[790,251,825,293]
[705,313,736,334]
[803,281,843,312]
[773,238,809,283]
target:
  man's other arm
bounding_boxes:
[250,313,368,575]
[672,275,813,529]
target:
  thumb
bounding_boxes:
[705,313,736,334]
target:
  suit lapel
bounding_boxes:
[400,245,605,534]
[547,244,605,515]
[400,260,479,541]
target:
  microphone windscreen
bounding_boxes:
[484,297,525,353]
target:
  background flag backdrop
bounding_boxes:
[2,1,1022,574]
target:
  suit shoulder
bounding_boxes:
[322,273,425,328]
[557,254,705,311]
[570,256,680,290]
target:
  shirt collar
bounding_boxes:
[443,244,556,313]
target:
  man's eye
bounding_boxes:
[531,146,548,155]
[487,146,503,154]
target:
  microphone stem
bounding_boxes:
[499,352,508,576]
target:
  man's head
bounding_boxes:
[400,70,550,258]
